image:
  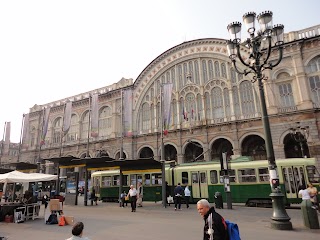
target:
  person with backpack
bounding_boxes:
[197,199,228,240]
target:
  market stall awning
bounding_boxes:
[0,170,58,183]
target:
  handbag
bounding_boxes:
[125,195,130,201]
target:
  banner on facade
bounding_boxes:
[162,83,173,133]
[40,107,51,146]
[90,93,99,138]
[22,113,30,149]
[123,89,133,137]
[62,101,72,136]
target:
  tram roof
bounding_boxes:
[44,156,162,171]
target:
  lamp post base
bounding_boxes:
[270,192,293,230]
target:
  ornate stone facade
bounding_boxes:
[20,25,320,174]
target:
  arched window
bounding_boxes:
[178,65,183,89]
[197,94,202,121]
[239,81,255,115]
[221,63,227,78]
[171,99,177,126]
[183,63,188,85]
[185,93,196,120]
[194,61,200,85]
[211,87,224,119]
[202,60,208,83]
[208,60,214,80]
[214,61,220,78]
[171,68,176,90]
[232,86,241,117]
[99,106,112,137]
[66,114,78,142]
[205,92,211,120]
[142,103,151,131]
[53,117,62,144]
[307,56,320,105]
[81,111,89,140]
[188,61,194,83]
[278,83,295,107]
[230,68,237,84]
[224,88,231,117]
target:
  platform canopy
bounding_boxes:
[44,156,162,171]
[9,162,38,171]
[0,170,58,183]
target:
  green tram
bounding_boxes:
[91,158,319,206]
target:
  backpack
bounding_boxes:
[225,220,241,240]
[58,215,66,226]
[46,213,58,224]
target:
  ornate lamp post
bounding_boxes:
[290,122,309,158]
[226,11,292,230]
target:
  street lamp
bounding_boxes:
[290,122,309,158]
[227,11,292,230]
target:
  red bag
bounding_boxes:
[58,216,66,226]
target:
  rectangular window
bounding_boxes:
[145,174,151,185]
[122,175,128,186]
[182,172,188,185]
[278,83,295,107]
[113,175,120,186]
[238,168,257,183]
[102,176,111,187]
[210,170,218,184]
[258,168,270,182]
[306,165,320,184]
[151,173,162,185]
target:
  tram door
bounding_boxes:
[191,171,208,199]
[130,174,143,188]
[282,166,306,199]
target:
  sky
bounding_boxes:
[0,0,320,143]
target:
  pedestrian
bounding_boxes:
[66,221,91,240]
[184,185,191,208]
[120,190,127,208]
[128,185,137,212]
[298,184,311,201]
[197,199,228,240]
[90,188,98,206]
[307,183,319,211]
[174,183,184,211]
[137,182,143,207]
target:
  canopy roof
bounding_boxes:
[0,170,58,183]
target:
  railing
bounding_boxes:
[284,24,320,42]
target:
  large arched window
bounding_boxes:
[202,60,208,84]
[99,106,112,137]
[81,111,89,140]
[66,114,78,142]
[211,87,224,119]
[142,103,151,131]
[221,63,227,78]
[232,86,241,117]
[239,81,255,115]
[52,117,62,144]
[205,92,211,120]
[214,61,220,78]
[208,60,214,80]
[307,55,320,106]
[188,61,194,83]
[185,93,196,120]
[194,61,200,85]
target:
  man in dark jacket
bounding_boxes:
[197,199,228,240]
[174,183,184,210]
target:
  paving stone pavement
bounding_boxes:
[0,199,319,240]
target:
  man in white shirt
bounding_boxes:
[128,185,137,212]
[298,186,311,200]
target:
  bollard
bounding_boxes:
[301,199,319,229]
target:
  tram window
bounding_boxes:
[151,173,162,185]
[192,173,199,183]
[130,175,136,186]
[113,175,120,186]
[229,169,236,183]
[200,172,207,183]
[182,172,189,185]
[145,174,151,185]
[258,168,269,182]
[238,168,256,183]
[210,170,218,184]
[102,176,111,187]
[122,175,128,186]
[306,165,320,184]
